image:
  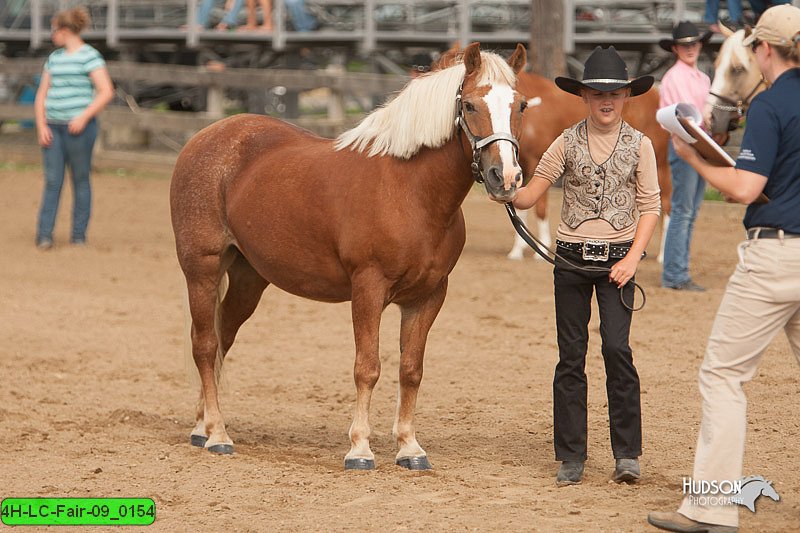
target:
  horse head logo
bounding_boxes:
[730,476,780,513]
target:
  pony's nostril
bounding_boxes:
[514,172,523,186]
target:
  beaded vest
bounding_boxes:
[561,119,642,230]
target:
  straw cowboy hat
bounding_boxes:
[659,21,712,52]
[555,46,654,97]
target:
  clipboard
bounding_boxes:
[656,103,769,204]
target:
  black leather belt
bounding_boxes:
[746,228,800,240]
[556,239,634,261]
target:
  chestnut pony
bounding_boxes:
[170,42,528,470]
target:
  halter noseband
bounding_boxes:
[708,78,765,120]
[454,81,520,183]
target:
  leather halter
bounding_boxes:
[454,81,520,183]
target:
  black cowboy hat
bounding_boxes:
[555,46,654,97]
[659,20,712,52]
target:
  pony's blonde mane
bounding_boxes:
[335,52,517,159]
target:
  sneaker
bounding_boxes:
[666,280,706,292]
[613,458,640,483]
[36,238,53,250]
[556,461,584,486]
[647,511,738,532]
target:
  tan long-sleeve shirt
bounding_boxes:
[534,116,661,243]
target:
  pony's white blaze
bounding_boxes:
[483,83,520,189]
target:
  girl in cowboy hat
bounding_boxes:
[512,46,660,487]
[659,21,713,292]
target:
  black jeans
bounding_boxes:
[552,249,642,462]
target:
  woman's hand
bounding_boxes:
[609,254,640,288]
[37,125,53,147]
[671,134,700,163]
[68,114,89,135]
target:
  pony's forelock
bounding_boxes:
[335,52,516,159]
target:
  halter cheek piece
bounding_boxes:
[708,78,765,131]
[454,81,520,184]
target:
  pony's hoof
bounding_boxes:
[396,456,432,470]
[190,434,208,447]
[207,443,234,455]
[344,458,375,470]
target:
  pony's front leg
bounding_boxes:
[394,280,447,470]
[344,274,386,470]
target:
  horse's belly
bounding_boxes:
[246,250,352,303]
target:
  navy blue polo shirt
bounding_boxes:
[736,68,800,233]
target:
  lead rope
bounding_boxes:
[504,203,646,312]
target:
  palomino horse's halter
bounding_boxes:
[708,78,765,131]
[454,81,521,183]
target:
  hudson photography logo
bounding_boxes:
[683,475,781,513]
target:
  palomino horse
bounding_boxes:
[705,26,766,136]
[508,72,672,261]
[170,42,528,470]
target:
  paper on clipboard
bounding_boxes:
[657,102,768,204]
[656,103,735,166]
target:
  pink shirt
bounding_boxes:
[659,59,710,117]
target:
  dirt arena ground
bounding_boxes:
[1,163,797,532]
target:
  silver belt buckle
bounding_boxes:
[582,239,610,261]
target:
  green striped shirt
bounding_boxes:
[44,44,106,122]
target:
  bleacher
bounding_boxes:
[1,0,716,54]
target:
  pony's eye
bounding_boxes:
[520,101,528,112]
[464,101,475,112]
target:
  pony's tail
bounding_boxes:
[183,273,229,392]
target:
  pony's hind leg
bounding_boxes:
[344,272,388,470]
[393,280,448,470]
[190,252,269,453]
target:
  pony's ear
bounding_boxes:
[463,42,482,75]
[744,25,753,38]
[718,20,735,37]
[507,44,527,74]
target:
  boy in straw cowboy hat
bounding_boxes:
[512,46,660,486]
[649,4,800,532]
[658,21,713,292]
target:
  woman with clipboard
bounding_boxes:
[648,5,800,532]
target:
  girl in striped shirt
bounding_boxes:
[34,6,113,249]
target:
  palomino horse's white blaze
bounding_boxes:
[705,29,763,133]
[483,84,522,190]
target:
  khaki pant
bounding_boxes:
[678,235,800,527]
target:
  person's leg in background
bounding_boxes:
[36,123,67,248]
[662,140,706,290]
[63,119,98,244]
[284,0,317,31]
[217,0,245,30]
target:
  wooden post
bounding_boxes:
[530,0,566,78]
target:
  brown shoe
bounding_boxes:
[647,511,738,532]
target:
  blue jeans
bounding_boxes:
[285,0,317,31]
[197,0,245,27]
[662,141,706,288]
[37,119,98,244]
[704,0,742,24]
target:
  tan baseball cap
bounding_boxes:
[742,4,800,47]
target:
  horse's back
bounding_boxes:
[170,115,324,261]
